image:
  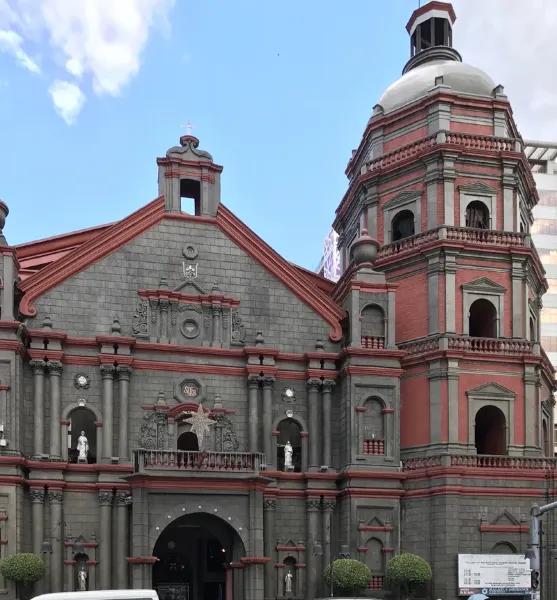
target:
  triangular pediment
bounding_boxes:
[367,516,385,528]
[466,382,516,398]
[459,181,498,195]
[461,277,507,293]
[490,509,520,527]
[174,279,208,294]
[382,190,422,210]
[284,538,297,548]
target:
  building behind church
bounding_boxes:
[0,2,554,600]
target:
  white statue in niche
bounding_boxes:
[285,570,293,593]
[77,431,89,462]
[77,567,87,591]
[283,441,293,470]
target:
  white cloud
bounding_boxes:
[0,29,40,73]
[0,0,175,123]
[453,0,557,140]
[48,80,85,125]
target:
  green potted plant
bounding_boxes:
[0,553,46,600]
[323,558,372,597]
[385,553,432,600]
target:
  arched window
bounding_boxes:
[363,398,385,455]
[466,200,490,229]
[361,305,385,349]
[276,419,302,472]
[74,552,89,591]
[68,408,96,463]
[180,178,201,215]
[475,405,507,456]
[469,298,497,338]
[491,542,517,554]
[530,316,536,342]
[391,210,415,241]
[366,538,385,591]
[178,431,199,452]
[543,419,549,457]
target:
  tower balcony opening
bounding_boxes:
[469,298,497,338]
[465,200,490,229]
[391,210,415,242]
[474,405,507,456]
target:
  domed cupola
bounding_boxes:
[376,1,499,115]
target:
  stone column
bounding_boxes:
[48,362,63,460]
[263,498,276,600]
[322,500,336,597]
[48,488,64,592]
[117,366,132,460]
[30,488,45,555]
[30,360,46,458]
[99,490,113,589]
[115,492,130,589]
[322,381,334,468]
[262,377,275,468]
[211,307,222,348]
[100,366,116,460]
[159,299,169,342]
[307,380,321,469]
[306,499,321,600]
[247,376,259,454]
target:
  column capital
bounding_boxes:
[322,499,336,512]
[116,365,132,381]
[263,498,276,511]
[29,359,47,374]
[30,488,45,504]
[305,498,321,512]
[116,492,132,505]
[99,491,113,506]
[47,361,63,376]
[211,306,222,315]
[159,299,170,312]
[322,380,335,392]
[100,364,116,379]
[247,375,260,389]
[306,378,322,391]
[48,489,64,503]
[262,376,275,389]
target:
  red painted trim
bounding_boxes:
[64,560,76,566]
[60,420,70,425]
[340,366,404,377]
[272,431,279,437]
[291,264,335,294]
[276,546,305,552]
[356,407,366,413]
[216,204,344,342]
[0,540,7,545]
[240,557,271,565]
[164,213,218,225]
[86,560,98,566]
[480,525,529,533]
[406,1,456,32]
[94,422,103,427]
[0,516,8,521]
[359,526,394,532]
[382,408,394,414]
[275,563,285,569]
[19,197,165,316]
[382,547,394,553]
[127,477,268,493]
[230,562,244,569]
[28,349,64,362]
[126,556,158,564]
[358,547,368,553]
[300,432,309,438]
[0,385,9,391]
[296,564,306,568]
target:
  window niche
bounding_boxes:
[180,178,201,216]
[363,398,385,455]
[67,407,97,464]
[276,419,302,472]
[360,304,386,349]
[459,182,497,229]
[462,278,506,338]
[382,190,422,243]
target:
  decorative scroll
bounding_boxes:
[214,415,239,452]
[139,412,168,450]
[231,310,245,345]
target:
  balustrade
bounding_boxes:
[399,335,533,358]
[134,449,265,473]
[401,454,557,471]
[361,336,385,349]
[368,576,384,590]
[363,439,385,455]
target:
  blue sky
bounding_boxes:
[0,1,457,269]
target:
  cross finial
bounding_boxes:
[181,121,197,136]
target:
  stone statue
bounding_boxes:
[78,567,87,591]
[285,570,293,593]
[284,441,293,470]
[77,431,89,462]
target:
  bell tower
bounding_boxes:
[407,1,456,62]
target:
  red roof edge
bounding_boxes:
[406,1,456,33]
[19,197,166,317]
[216,204,344,342]
[290,263,335,294]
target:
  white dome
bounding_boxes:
[378,59,497,114]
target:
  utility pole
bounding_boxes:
[527,500,557,600]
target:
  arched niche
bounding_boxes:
[67,407,97,463]
[469,298,498,338]
[178,431,199,452]
[360,304,386,349]
[276,419,302,472]
[543,419,549,457]
[62,402,102,463]
[363,397,385,455]
[271,414,308,472]
[74,552,90,591]
[283,556,297,596]
[366,537,384,573]
[475,405,507,456]
[491,542,517,554]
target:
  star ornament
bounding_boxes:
[184,405,214,449]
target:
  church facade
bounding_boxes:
[0,2,555,600]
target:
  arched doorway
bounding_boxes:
[153,512,245,600]
[469,298,497,338]
[178,432,199,452]
[475,405,507,455]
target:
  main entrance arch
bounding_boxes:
[153,512,245,600]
